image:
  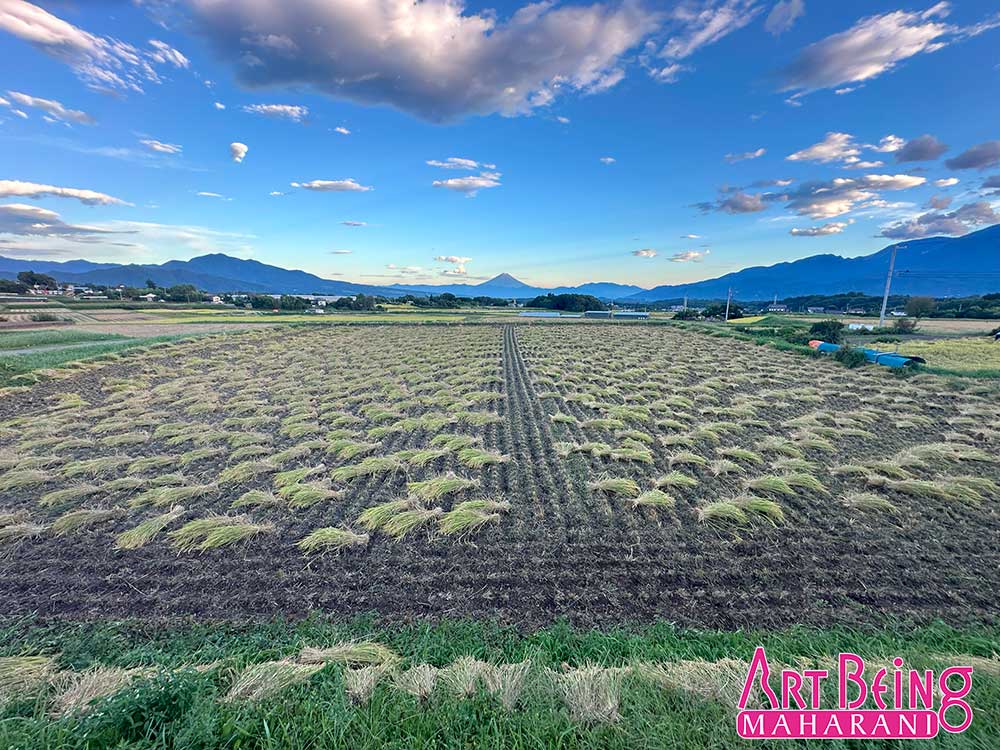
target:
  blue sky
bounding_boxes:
[1,0,998,289]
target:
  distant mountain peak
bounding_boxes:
[479,273,531,288]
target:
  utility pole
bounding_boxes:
[878,243,905,327]
[724,287,732,321]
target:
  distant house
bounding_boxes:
[139,293,158,302]
[846,307,866,314]
[806,306,825,314]
[890,310,908,317]
[767,304,788,313]
[519,311,561,318]
[211,296,223,304]
[584,310,612,319]
[825,309,846,315]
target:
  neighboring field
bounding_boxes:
[886,336,1000,376]
[1,323,998,747]
[0,330,125,351]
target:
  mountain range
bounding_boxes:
[1,224,998,301]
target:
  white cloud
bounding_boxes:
[555,116,571,124]
[5,91,94,125]
[599,156,616,164]
[140,138,182,154]
[680,233,701,239]
[786,132,860,165]
[230,142,248,163]
[659,1,762,61]
[780,4,1000,97]
[242,103,308,122]
[845,160,884,169]
[765,0,805,36]
[434,255,472,274]
[291,179,373,192]
[427,157,496,170]
[214,102,226,110]
[725,147,765,163]
[147,40,189,69]
[784,174,925,218]
[269,191,284,196]
[432,171,501,197]
[0,202,115,238]
[386,264,425,275]
[789,220,851,236]
[0,1,191,93]
[669,249,709,262]
[869,134,905,153]
[934,177,959,187]
[341,220,367,227]
[184,0,659,122]
[334,126,350,135]
[632,248,657,258]
[330,249,352,254]
[196,191,229,200]
[0,179,129,206]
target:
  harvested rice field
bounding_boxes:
[1,323,998,748]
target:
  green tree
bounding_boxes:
[165,284,201,302]
[0,278,28,293]
[904,296,936,318]
[16,271,58,289]
[808,319,845,344]
[702,302,744,319]
[145,278,157,289]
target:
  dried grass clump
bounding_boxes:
[587,477,640,497]
[168,515,273,551]
[131,483,217,508]
[637,658,751,705]
[223,660,324,703]
[331,456,402,482]
[274,465,326,489]
[439,499,510,536]
[394,664,438,701]
[440,656,490,698]
[231,489,282,509]
[62,456,132,478]
[669,451,708,468]
[843,492,898,514]
[697,501,748,527]
[0,655,57,704]
[115,505,186,550]
[457,448,509,469]
[344,664,393,705]
[709,459,742,477]
[483,659,532,711]
[430,433,478,451]
[51,508,121,536]
[382,508,444,539]
[297,527,369,554]
[49,666,144,718]
[299,642,399,667]
[218,460,278,485]
[0,469,51,491]
[746,475,794,497]
[279,482,341,508]
[39,484,101,507]
[0,522,47,543]
[548,664,629,723]
[627,489,675,509]
[407,473,478,501]
[655,471,698,489]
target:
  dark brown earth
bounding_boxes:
[0,324,997,630]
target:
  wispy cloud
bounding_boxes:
[291,179,373,192]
